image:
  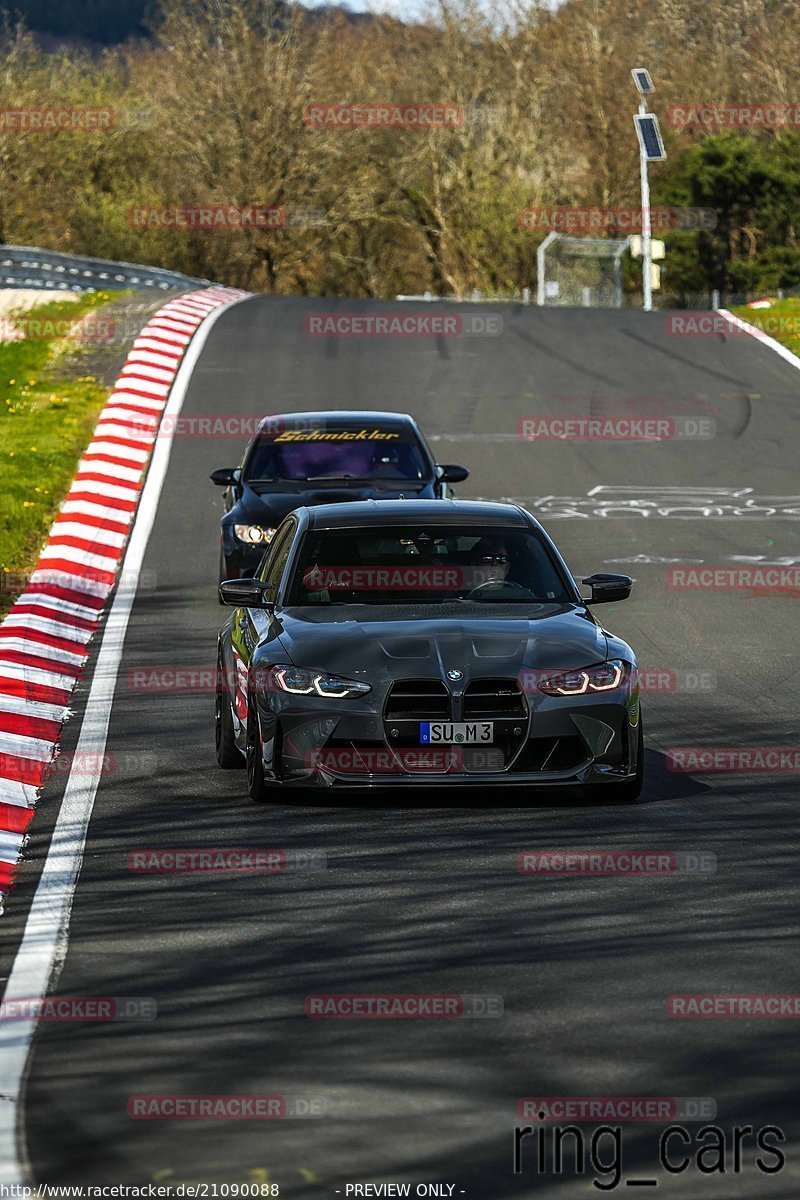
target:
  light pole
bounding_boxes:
[639,94,652,313]
[631,69,666,313]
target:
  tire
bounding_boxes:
[215,649,244,769]
[246,695,271,803]
[587,718,644,804]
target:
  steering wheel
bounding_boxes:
[466,579,534,599]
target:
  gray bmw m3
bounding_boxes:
[215,499,643,801]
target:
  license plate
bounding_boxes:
[419,721,494,745]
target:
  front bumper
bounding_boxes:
[253,684,640,791]
[269,764,638,791]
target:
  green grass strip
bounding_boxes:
[729,297,800,359]
[0,293,117,618]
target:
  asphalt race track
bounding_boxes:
[5,297,800,1196]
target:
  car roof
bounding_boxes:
[303,499,531,530]
[255,410,422,435]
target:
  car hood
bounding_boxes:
[269,605,610,682]
[230,481,434,524]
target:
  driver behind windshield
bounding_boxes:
[289,525,570,605]
[468,536,512,588]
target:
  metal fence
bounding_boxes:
[0,245,211,292]
[397,284,796,311]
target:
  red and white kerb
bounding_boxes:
[0,286,248,898]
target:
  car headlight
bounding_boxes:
[538,659,630,696]
[234,525,277,546]
[271,665,371,699]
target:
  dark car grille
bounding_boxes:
[463,678,526,718]
[381,677,528,772]
[384,680,450,720]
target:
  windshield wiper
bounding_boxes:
[454,594,544,604]
[306,474,373,481]
[306,474,425,483]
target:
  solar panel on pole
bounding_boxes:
[631,68,655,94]
[634,113,667,161]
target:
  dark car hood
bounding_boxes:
[230,481,434,524]
[270,605,610,682]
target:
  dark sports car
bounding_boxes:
[210,410,468,583]
[215,500,643,801]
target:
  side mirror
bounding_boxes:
[210,467,237,487]
[437,464,470,484]
[218,578,273,608]
[581,573,632,604]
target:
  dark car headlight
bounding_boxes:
[234,524,277,546]
[538,659,630,696]
[271,665,371,699]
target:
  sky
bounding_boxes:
[294,0,443,16]
[296,0,563,19]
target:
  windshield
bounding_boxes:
[243,429,429,483]
[285,524,573,605]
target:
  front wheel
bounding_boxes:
[215,649,244,769]
[246,697,271,803]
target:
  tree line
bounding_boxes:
[1,0,799,301]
